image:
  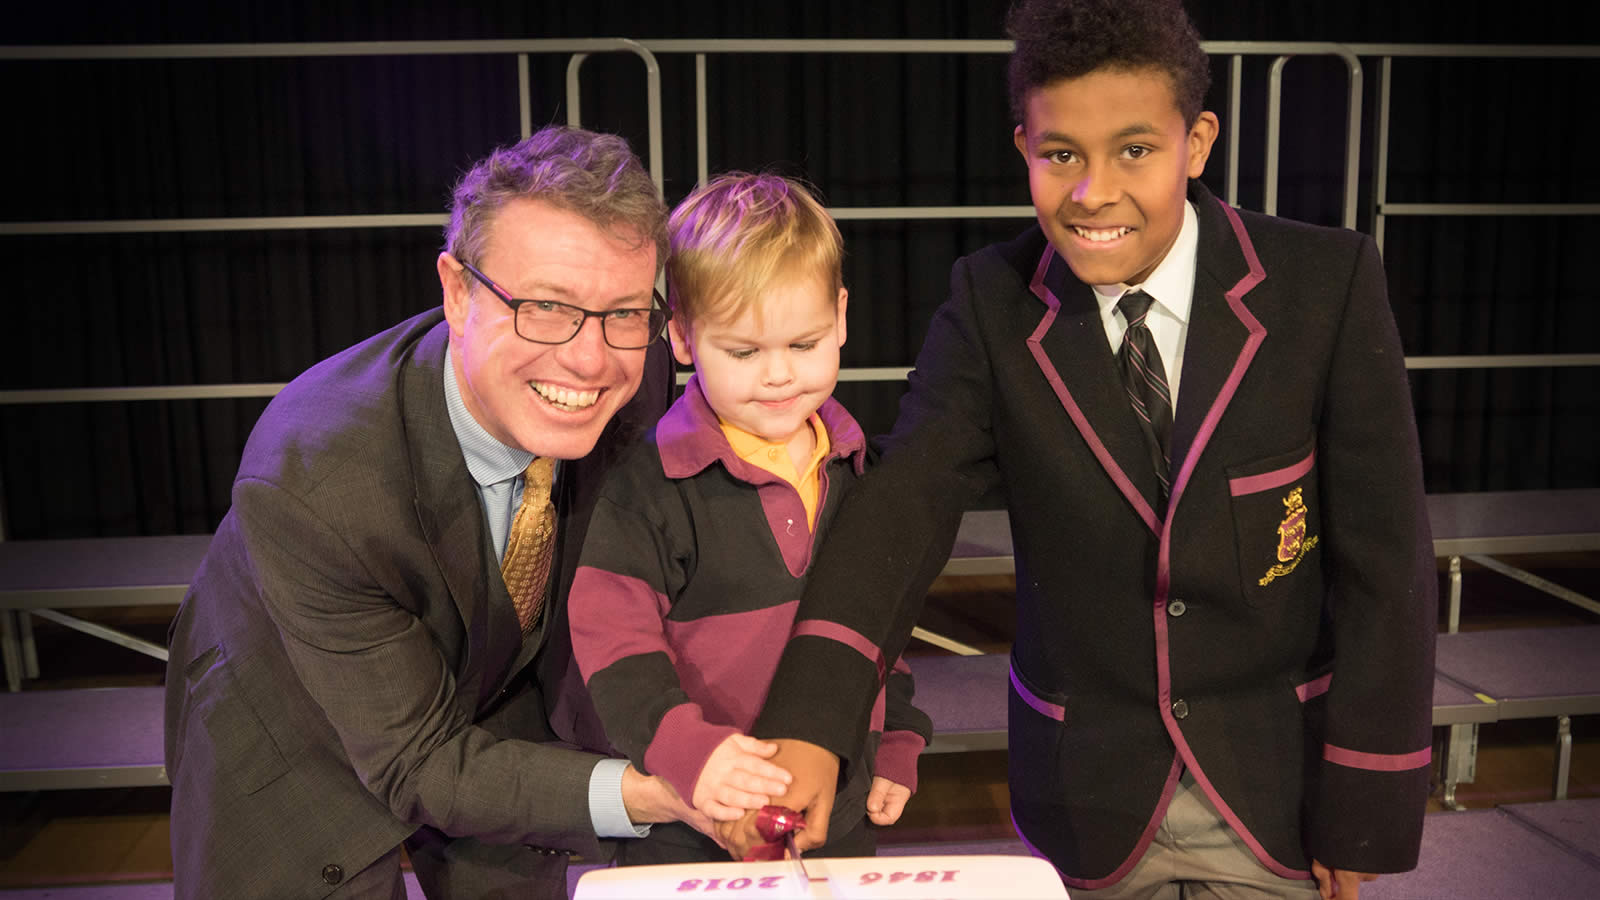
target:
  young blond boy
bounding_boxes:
[570,173,929,864]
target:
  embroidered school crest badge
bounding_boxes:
[1260,486,1320,586]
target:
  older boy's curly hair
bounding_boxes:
[1006,0,1211,128]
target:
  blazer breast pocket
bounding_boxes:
[1225,436,1323,608]
[185,641,290,796]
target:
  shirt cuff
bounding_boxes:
[589,757,651,839]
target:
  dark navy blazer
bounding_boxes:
[755,181,1437,887]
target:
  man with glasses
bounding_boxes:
[165,126,772,900]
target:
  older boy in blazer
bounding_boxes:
[738,2,1436,898]
[164,127,785,900]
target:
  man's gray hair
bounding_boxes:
[445,126,667,273]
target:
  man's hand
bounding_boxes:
[715,739,839,859]
[692,734,793,820]
[865,776,911,826]
[620,765,723,847]
[1312,859,1379,899]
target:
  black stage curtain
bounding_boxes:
[2,1,1596,538]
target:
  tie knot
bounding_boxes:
[522,456,555,493]
[1118,290,1154,324]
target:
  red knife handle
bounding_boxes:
[742,805,806,862]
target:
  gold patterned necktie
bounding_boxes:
[501,456,557,637]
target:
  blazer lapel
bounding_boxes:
[400,321,520,710]
[1166,184,1268,520]
[1027,247,1164,535]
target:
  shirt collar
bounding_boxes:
[1091,199,1199,323]
[443,341,534,488]
[723,413,831,476]
[723,413,818,460]
[657,374,867,480]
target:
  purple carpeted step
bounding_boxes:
[905,654,1008,753]
[0,687,166,790]
[0,536,211,597]
[1364,807,1600,899]
[1435,626,1600,719]
[1500,798,1600,868]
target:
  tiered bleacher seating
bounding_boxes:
[3,496,1597,789]
[0,687,165,791]
[0,494,1595,897]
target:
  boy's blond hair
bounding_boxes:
[666,173,843,330]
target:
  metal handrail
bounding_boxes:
[0,38,666,235]
[0,38,1592,406]
[1342,44,1600,58]
[1365,44,1600,253]
[644,39,1363,229]
[7,353,1600,406]
[1,39,1362,232]
[0,214,446,236]
[1261,47,1362,229]
[0,39,665,60]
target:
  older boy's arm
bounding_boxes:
[1306,234,1436,874]
[743,257,1000,852]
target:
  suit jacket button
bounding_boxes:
[1167,599,1187,617]
[321,864,344,885]
[1172,699,1190,719]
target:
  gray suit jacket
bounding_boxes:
[165,308,672,899]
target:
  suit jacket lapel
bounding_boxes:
[1166,183,1268,518]
[1169,266,1245,473]
[1027,248,1164,534]
[400,320,520,710]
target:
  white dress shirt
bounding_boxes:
[1092,199,1200,410]
[443,343,644,840]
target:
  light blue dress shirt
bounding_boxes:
[443,344,646,840]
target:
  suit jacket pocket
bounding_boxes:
[1226,436,1323,608]
[1007,656,1067,803]
[186,640,290,796]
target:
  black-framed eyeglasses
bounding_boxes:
[459,260,670,350]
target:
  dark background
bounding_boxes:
[2,1,1596,539]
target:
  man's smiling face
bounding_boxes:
[440,198,658,460]
[1014,66,1217,287]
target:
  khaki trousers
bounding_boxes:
[1068,772,1321,900]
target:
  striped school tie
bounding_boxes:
[1117,290,1173,500]
[501,456,557,637]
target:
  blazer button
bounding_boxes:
[1172,699,1190,719]
[1167,599,1187,617]
[321,864,344,885]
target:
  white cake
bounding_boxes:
[574,854,1069,899]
